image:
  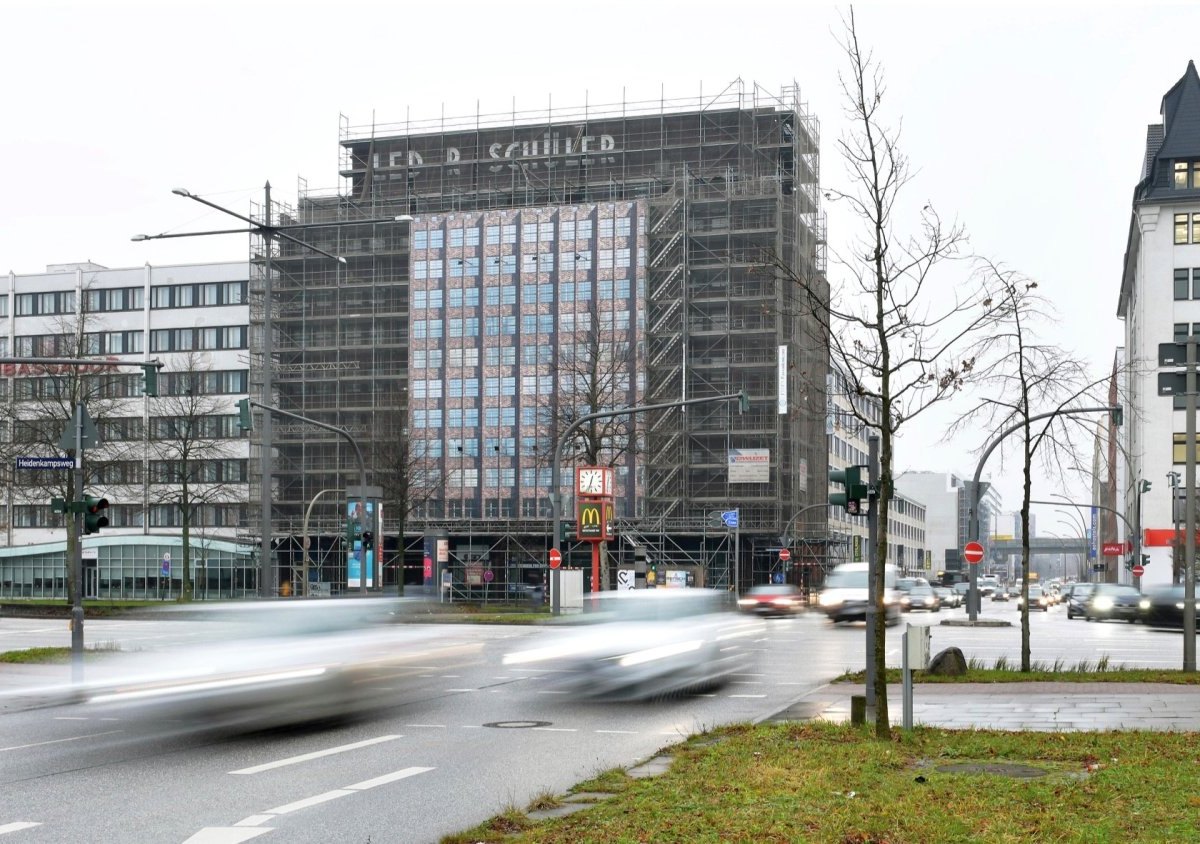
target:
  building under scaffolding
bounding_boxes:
[256,82,836,597]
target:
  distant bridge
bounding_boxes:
[988,538,1094,557]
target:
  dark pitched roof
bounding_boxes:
[1136,60,1200,203]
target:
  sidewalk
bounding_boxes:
[767,682,1200,731]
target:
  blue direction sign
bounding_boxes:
[16,457,74,470]
[721,509,739,529]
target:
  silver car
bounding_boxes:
[502,589,764,700]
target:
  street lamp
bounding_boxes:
[135,185,409,597]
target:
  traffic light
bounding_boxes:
[362,531,374,546]
[1111,405,1123,427]
[141,363,158,397]
[1139,479,1152,494]
[237,398,253,431]
[829,465,869,514]
[83,495,109,535]
[737,391,750,414]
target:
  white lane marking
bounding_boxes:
[729,694,767,698]
[460,725,482,729]
[52,717,90,721]
[0,730,123,753]
[0,823,42,836]
[445,688,476,692]
[694,694,717,698]
[230,735,403,775]
[263,790,354,816]
[439,675,461,678]
[182,827,273,843]
[595,730,637,734]
[234,816,274,827]
[533,727,577,732]
[536,690,569,694]
[348,767,434,790]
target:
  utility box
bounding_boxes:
[905,623,931,669]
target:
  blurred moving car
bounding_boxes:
[818,563,901,625]
[23,599,481,730]
[1140,584,1200,628]
[502,589,764,700]
[1085,583,1144,623]
[991,588,1009,602]
[1065,583,1095,619]
[1016,584,1051,611]
[899,584,941,612]
[738,584,804,616]
[933,586,960,609]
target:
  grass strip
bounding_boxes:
[443,721,1200,843]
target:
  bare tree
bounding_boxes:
[538,303,639,468]
[145,351,247,602]
[948,262,1106,671]
[375,389,444,585]
[0,300,140,605]
[770,10,1014,737]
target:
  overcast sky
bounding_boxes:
[3,1,1195,533]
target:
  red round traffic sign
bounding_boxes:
[549,548,562,569]
[1132,564,1145,577]
[779,548,791,562]
[963,541,985,564]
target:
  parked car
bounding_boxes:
[1016,584,1050,611]
[1085,583,1144,623]
[738,584,804,617]
[933,586,960,609]
[818,563,902,625]
[1140,585,1200,628]
[1065,583,1095,619]
[900,584,941,612]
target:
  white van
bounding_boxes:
[818,562,902,625]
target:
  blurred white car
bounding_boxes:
[502,589,764,700]
[25,599,480,730]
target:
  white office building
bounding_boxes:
[1117,60,1200,588]
[0,261,253,598]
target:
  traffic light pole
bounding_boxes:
[865,433,879,712]
[967,404,1122,622]
[549,391,746,614]
[70,402,85,683]
[243,399,369,595]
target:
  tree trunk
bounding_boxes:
[874,436,892,738]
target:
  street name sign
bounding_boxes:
[17,457,74,470]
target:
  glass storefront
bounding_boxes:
[0,536,257,600]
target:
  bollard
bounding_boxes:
[850,694,866,725]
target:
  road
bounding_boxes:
[0,599,1191,842]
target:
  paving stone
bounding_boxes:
[527,803,594,822]
[627,755,673,779]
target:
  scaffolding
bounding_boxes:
[251,81,830,596]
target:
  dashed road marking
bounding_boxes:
[0,730,123,753]
[0,823,42,836]
[230,735,403,775]
[185,767,434,843]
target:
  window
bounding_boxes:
[0,295,6,317]
[1181,268,1199,300]
[1176,162,1189,189]
[538,222,554,241]
[1174,433,1200,463]
[616,217,631,237]
[501,255,516,275]
[1173,322,1200,342]
[1176,214,1190,244]
[486,225,500,245]
[502,224,517,244]
[1193,214,1200,244]
[485,346,515,365]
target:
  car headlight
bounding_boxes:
[923,597,934,606]
[1139,599,1151,610]
[772,597,795,606]
[1093,597,1114,611]
[1177,602,1186,610]
[819,593,841,607]
[737,598,755,607]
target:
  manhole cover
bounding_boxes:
[935,762,1049,778]
[483,720,552,729]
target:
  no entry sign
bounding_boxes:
[964,541,985,565]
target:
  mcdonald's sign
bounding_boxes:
[577,499,611,541]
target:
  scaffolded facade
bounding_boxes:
[259,82,831,593]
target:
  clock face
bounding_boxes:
[578,468,604,495]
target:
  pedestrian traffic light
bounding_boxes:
[237,398,253,431]
[829,465,869,514]
[141,363,158,398]
[83,495,109,535]
[362,531,373,546]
